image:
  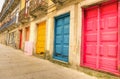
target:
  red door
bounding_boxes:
[82,1,119,75]
[19,30,22,49]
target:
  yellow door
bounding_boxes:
[36,21,46,54]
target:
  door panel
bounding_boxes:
[54,13,70,62]
[84,7,98,67]
[36,22,46,54]
[100,2,118,72]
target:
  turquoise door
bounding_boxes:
[54,13,70,62]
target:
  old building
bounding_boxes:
[0,0,119,76]
[0,0,20,48]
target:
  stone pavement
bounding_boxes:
[0,44,97,79]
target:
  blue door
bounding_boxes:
[54,13,70,62]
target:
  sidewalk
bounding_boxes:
[0,44,97,79]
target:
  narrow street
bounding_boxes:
[0,44,97,79]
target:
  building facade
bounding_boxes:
[0,0,120,76]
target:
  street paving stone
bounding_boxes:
[0,44,97,79]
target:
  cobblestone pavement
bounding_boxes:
[0,44,97,79]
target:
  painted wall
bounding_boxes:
[20,0,25,10]
[0,31,8,45]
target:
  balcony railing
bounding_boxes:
[51,0,82,5]
[19,8,30,23]
[51,0,84,5]
[0,0,14,21]
[51,0,66,5]
[0,16,17,31]
[0,0,20,21]
[29,0,48,17]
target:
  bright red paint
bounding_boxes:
[82,1,120,75]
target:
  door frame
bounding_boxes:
[81,0,120,75]
[36,21,46,54]
[53,12,70,62]
[81,5,99,69]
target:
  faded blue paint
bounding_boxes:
[54,13,70,62]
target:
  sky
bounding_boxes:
[0,0,5,12]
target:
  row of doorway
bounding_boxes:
[19,0,120,75]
